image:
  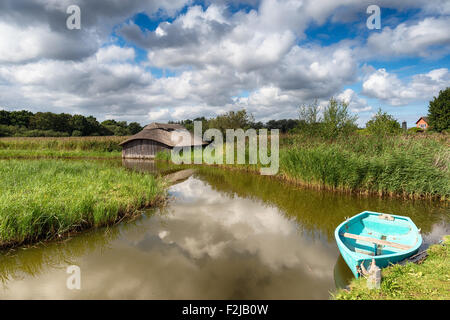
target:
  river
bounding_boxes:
[0,160,448,299]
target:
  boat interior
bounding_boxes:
[340,213,415,256]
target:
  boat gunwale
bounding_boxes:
[334,211,422,261]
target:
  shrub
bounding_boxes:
[366,108,401,136]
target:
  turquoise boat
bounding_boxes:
[335,211,422,278]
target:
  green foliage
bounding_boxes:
[265,119,300,133]
[366,108,401,136]
[207,109,254,133]
[0,109,142,137]
[295,98,358,138]
[407,127,424,134]
[128,122,143,134]
[428,87,450,132]
[0,160,166,248]
[71,130,83,137]
[299,99,321,124]
[321,98,358,139]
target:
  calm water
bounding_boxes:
[0,160,448,299]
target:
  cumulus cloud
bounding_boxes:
[365,17,450,58]
[362,68,450,105]
[337,89,372,112]
[0,0,448,123]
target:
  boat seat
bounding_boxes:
[341,232,413,250]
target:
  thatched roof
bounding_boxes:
[144,123,185,130]
[119,122,208,147]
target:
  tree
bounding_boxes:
[321,98,358,139]
[428,87,450,132]
[0,110,11,125]
[128,122,143,135]
[9,110,33,127]
[296,100,324,136]
[207,109,253,133]
[365,108,401,136]
[70,114,90,135]
[299,100,321,124]
[265,119,300,133]
[29,112,58,131]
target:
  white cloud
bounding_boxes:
[96,46,136,63]
[365,17,450,58]
[362,68,450,105]
[337,89,372,112]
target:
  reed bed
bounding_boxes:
[0,136,126,153]
[280,134,449,199]
[0,159,166,248]
[157,133,449,200]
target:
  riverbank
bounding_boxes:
[0,159,166,248]
[334,236,450,300]
[157,133,450,200]
[2,133,449,200]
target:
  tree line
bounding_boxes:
[0,110,143,137]
[174,87,449,138]
[1,87,447,138]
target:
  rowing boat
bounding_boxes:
[335,211,422,278]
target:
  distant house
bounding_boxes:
[415,117,429,130]
[119,122,208,159]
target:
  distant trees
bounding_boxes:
[0,109,143,137]
[172,110,299,134]
[265,119,300,133]
[428,87,449,132]
[208,109,254,133]
[295,98,358,138]
[365,108,401,136]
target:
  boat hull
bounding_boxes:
[335,211,422,278]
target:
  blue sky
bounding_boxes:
[0,0,448,127]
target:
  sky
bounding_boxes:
[0,0,449,127]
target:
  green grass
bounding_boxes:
[0,149,121,158]
[0,136,125,158]
[0,159,166,248]
[334,236,450,300]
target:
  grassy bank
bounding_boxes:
[0,136,125,158]
[0,159,166,248]
[280,134,449,200]
[158,133,449,200]
[334,236,450,300]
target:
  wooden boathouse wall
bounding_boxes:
[121,139,170,159]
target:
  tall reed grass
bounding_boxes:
[157,133,449,199]
[0,136,125,154]
[0,159,166,248]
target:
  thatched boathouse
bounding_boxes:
[119,123,207,159]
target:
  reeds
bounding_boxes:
[279,134,449,200]
[0,136,126,153]
[0,159,166,248]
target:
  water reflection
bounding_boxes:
[0,162,448,299]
